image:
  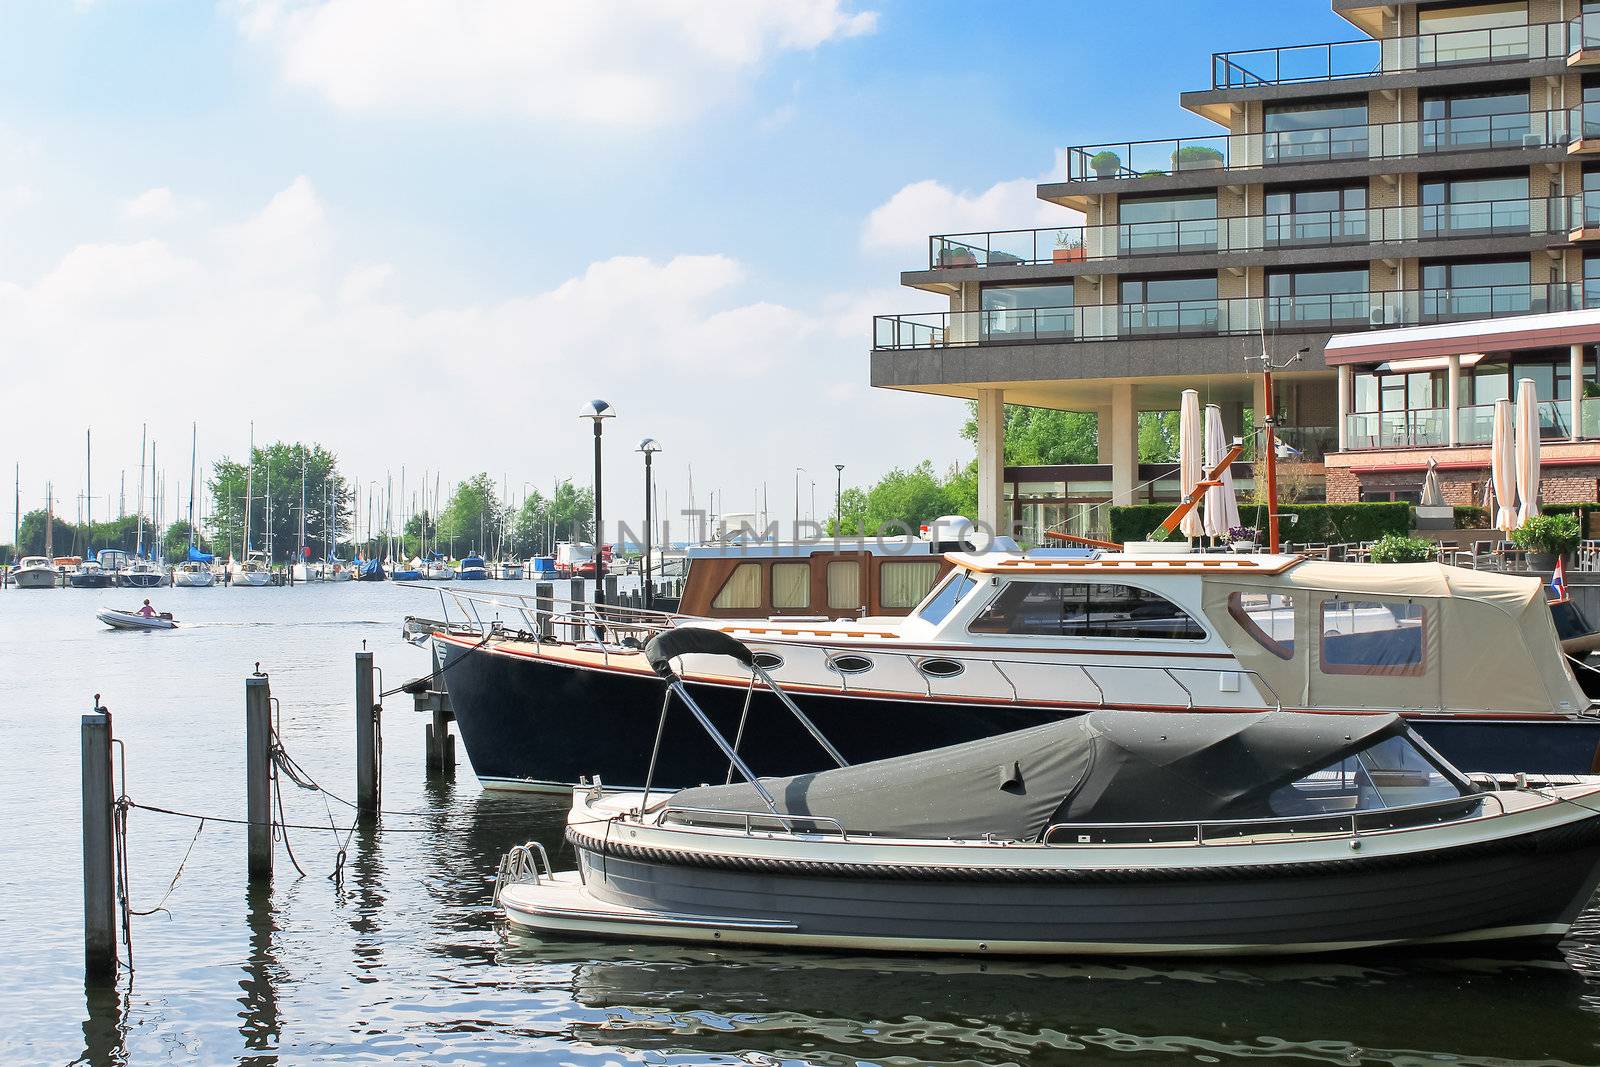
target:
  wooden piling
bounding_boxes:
[534,581,553,637]
[568,578,585,641]
[245,674,273,882]
[81,706,117,982]
[354,651,379,820]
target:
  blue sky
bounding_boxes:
[0,0,1352,535]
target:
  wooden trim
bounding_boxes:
[1226,591,1294,661]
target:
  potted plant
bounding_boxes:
[1053,233,1086,263]
[1171,144,1225,171]
[1509,513,1581,570]
[938,243,977,268]
[1368,533,1436,564]
[1226,525,1259,552]
[1089,150,1122,179]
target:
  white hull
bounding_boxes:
[10,566,58,589]
[172,566,214,587]
[231,567,273,587]
[97,607,177,630]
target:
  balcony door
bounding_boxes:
[1420,173,1530,237]
[1264,185,1367,247]
[1417,2,1528,67]
[1421,257,1532,320]
[1421,87,1532,152]
[1118,192,1217,256]
[980,283,1076,343]
[1264,98,1369,165]
[1266,267,1370,328]
[1119,275,1218,336]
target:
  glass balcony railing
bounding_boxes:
[873,285,1583,350]
[1065,110,1573,181]
[1585,397,1600,439]
[1344,409,1450,450]
[1272,425,1336,463]
[1570,12,1600,56]
[926,198,1571,269]
[1212,23,1568,88]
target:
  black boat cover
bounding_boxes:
[667,710,1409,841]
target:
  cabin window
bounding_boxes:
[880,559,942,609]
[826,561,861,611]
[711,563,762,610]
[969,581,1206,640]
[1227,592,1295,659]
[1319,599,1426,675]
[918,570,978,625]
[1267,736,1466,816]
[771,563,810,610]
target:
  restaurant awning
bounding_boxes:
[1325,308,1600,367]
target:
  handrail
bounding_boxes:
[654,804,850,839]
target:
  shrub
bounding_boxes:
[1453,505,1488,529]
[1109,502,1412,544]
[1368,534,1435,564]
[1171,144,1225,167]
[1509,513,1581,556]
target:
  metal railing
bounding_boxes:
[1212,22,1567,89]
[875,285,1584,350]
[1065,109,1574,181]
[1344,408,1449,450]
[493,840,553,903]
[654,805,850,838]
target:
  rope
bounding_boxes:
[377,629,492,699]
[121,799,456,833]
[126,816,204,918]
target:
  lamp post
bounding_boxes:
[834,464,844,535]
[793,466,805,542]
[636,438,661,611]
[579,400,615,607]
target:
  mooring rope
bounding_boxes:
[376,629,493,699]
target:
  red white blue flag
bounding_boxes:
[1551,556,1568,601]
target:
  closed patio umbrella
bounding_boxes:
[1491,397,1517,534]
[1515,376,1541,527]
[1178,390,1205,539]
[1420,457,1446,508]
[1202,403,1241,539]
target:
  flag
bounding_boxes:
[1550,556,1568,601]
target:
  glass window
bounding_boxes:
[969,581,1207,640]
[1228,591,1295,659]
[1267,268,1368,325]
[880,559,943,609]
[1418,2,1526,35]
[1265,98,1368,131]
[981,283,1075,342]
[917,570,978,625]
[1422,258,1529,289]
[1120,275,1217,303]
[711,563,762,610]
[1354,373,1379,412]
[826,561,861,611]
[1421,174,1527,204]
[981,283,1076,311]
[771,562,810,610]
[1267,735,1467,816]
[1267,268,1368,296]
[1422,88,1528,119]
[1320,600,1426,675]
[1119,193,1217,224]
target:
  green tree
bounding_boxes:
[961,403,1099,465]
[437,473,508,556]
[518,478,594,550]
[403,510,436,557]
[209,442,348,563]
[163,521,197,561]
[1138,410,1181,463]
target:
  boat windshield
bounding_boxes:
[1267,735,1467,816]
[916,570,977,625]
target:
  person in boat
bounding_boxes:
[137,598,155,618]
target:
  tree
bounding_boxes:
[163,521,196,561]
[1138,410,1181,463]
[403,510,436,558]
[209,442,348,563]
[437,473,508,556]
[828,462,972,536]
[961,403,1099,465]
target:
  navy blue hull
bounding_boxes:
[437,639,1600,788]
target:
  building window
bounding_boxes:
[771,562,810,610]
[1420,173,1530,236]
[1267,267,1369,327]
[1586,254,1600,308]
[980,283,1075,342]
[1320,600,1426,675]
[826,561,861,611]
[1118,192,1218,255]
[711,563,762,610]
[1421,257,1533,320]
[1228,591,1295,660]
[1264,98,1368,164]
[1119,274,1218,336]
[1417,3,1528,67]
[969,581,1207,640]
[1349,367,1447,448]
[1420,87,1531,152]
[880,559,942,610]
[1264,185,1367,246]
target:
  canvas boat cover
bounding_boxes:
[666,710,1406,841]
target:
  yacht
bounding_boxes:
[10,556,58,589]
[433,544,1600,790]
[172,560,215,587]
[69,559,113,589]
[493,559,524,581]
[497,632,1600,958]
[121,558,166,588]
[391,559,424,582]
[456,554,489,581]
[230,554,273,587]
[422,555,453,581]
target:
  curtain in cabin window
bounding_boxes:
[712,563,762,610]
[771,563,810,610]
[826,561,861,610]
[879,560,942,609]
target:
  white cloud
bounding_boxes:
[235,0,876,126]
[861,177,1081,257]
[122,187,181,223]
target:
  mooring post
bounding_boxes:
[245,672,273,883]
[568,578,585,641]
[81,701,117,983]
[535,581,553,637]
[355,650,379,821]
[604,574,618,607]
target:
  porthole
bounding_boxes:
[917,657,964,679]
[827,654,874,675]
[752,651,784,671]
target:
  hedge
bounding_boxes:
[1109,502,1413,544]
[1453,505,1488,529]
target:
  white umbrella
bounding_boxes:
[1490,397,1517,534]
[1515,376,1541,527]
[1178,389,1205,539]
[1202,403,1240,538]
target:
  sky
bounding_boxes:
[0,0,1351,539]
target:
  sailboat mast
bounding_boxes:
[188,423,197,550]
[45,482,53,558]
[150,439,157,559]
[135,424,147,558]
[244,423,254,563]
[86,429,93,556]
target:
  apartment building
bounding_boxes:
[871,0,1600,536]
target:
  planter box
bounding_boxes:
[939,253,977,268]
[1122,541,1194,556]
[1053,247,1086,263]
[1415,505,1455,530]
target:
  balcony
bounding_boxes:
[873,284,1582,350]
[1064,109,1572,181]
[1344,409,1450,450]
[925,197,1569,270]
[1210,22,1567,89]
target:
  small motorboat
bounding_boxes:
[391,560,424,582]
[457,554,489,580]
[496,630,1600,959]
[10,556,59,589]
[97,606,178,631]
[69,559,114,589]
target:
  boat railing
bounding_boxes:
[653,805,850,839]
[493,840,553,902]
[1041,791,1501,847]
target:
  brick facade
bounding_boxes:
[1326,464,1600,504]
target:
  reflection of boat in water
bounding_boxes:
[498,630,1600,959]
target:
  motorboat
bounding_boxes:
[457,555,489,580]
[433,545,1600,790]
[97,549,130,585]
[229,556,273,587]
[496,631,1600,958]
[422,555,453,581]
[320,559,354,583]
[121,558,166,588]
[69,559,113,589]
[10,556,58,589]
[493,560,524,581]
[97,606,177,631]
[171,561,215,587]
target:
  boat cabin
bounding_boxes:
[679,540,956,620]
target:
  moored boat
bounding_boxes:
[121,558,166,588]
[172,560,215,587]
[69,559,113,589]
[10,556,59,589]
[457,554,489,580]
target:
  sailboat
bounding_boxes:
[173,425,215,587]
[122,430,164,588]
[230,426,272,587]
[71,431,113,589]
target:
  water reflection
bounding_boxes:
[238,883,281,1064]
[76,977,127,1067]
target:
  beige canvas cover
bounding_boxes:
[1202,560,1586,716]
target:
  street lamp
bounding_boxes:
[793,466,806,542]
[579,399,615,608]
[834,464,844,535]
[636,438,662,610]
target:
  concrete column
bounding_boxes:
[1095,406,1114,463]
[1446,355,1461,447]
[1572,343,1585,440]
[1109,383,1137,505]
[975,388,1006,537]
[1337,365,1351,451]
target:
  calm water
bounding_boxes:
[9,582,1600,1065]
